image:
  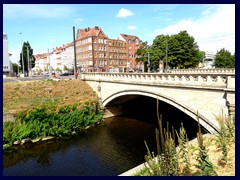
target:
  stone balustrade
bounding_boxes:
[81,70,235,89]
[170,68,235,74]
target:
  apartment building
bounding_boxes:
[32,26,142,73]
[108,39,127,72]
[34,53,48,72]
[204,51,216,69]
[119,34,143,71]
[76,26,109,72]
[3,33,13,76]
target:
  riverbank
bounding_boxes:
[3,79,103,150]
[3,78,97,119]
[119,133,235,176]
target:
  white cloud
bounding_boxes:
[116,8,134,18]
[75,18,83,24]
[128,25,137,30]
[3,4,76,19]
[152,4,235,54]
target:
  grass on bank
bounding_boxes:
[3,79,97,117]
[3,79,102,150]
[134,102,235,176]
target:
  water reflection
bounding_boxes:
[3,116,157,176]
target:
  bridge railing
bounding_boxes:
[81,69,235,89]
[170,68,235,74]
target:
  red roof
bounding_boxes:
[119,34,140,42]
[77,26,108,39]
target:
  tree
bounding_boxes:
[214,48,235,68]
[12,63,19,75]
[150,31,200,69]
[135,41,149,71]
[19,41,36,75]
[63,65,68,71]
[168,31,200,69]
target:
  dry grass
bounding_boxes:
[3,79,97,117]
[187,134,235,176]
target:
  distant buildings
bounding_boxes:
[203,51,216,69]
[3,33,13,76]
[32,26,143,73]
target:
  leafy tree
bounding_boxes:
[214,48,235,68]
[63,65,69,71]
[147,31,200,70]
[135,41,150,71]
[12,63,19,74]
[56,67,61,72]
[151,34,171,70]
[168,31,200,69]
[19,41,36,75]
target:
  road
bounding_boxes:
[3,75,76,82]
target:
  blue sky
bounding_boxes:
[3,4,235,63]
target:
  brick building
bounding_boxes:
[76,26,109,72]
[108,39,127,72]
[119,34,143,71]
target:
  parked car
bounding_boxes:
[68,71,74,75]
[60,72,69,76]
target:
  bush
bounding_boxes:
[3,102,103,148]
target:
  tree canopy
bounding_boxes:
[19,41,36,75]
[135,30,201,70]
[214,48,235,68]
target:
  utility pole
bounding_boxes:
[73,26,77,74]
[48,49,50,79]
[147,51,150,72]
[20,32,25,77]
[166,39,168,72]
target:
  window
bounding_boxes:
[88,37,92,43]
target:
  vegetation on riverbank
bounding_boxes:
[3,79,102,150]
[134,112,235,176]
[3,79,97,117]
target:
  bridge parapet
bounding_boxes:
[170,68,235,74]
[81,71,235,89]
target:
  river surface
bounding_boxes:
[3,116,158,176]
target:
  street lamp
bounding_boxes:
[146,45,150,72]
[20,32,25,77]
[165,39,168,72]
[26,45,30,77]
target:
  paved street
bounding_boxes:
[3,75,76,82]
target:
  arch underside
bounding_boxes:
[102,90,220,134]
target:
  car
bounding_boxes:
[60,72,69,76]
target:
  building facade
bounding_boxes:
[119,34,143,71]
[32,26,142,73]
[204,51,216,69]
[76,26,109,72]
[108,39,127,72]
[3,33,13,76]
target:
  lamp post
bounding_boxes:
[17,62,19,76]
[26,45,30,77]
[147,45,150,73]
[165,39,168,72]
[20,32,25,77]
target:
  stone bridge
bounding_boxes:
[80,68,235,134]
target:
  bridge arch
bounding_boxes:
[102,89,220,134]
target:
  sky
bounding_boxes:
[3,4,235,64]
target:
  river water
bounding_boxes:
[3,96,205,176]
[3,116,158,176]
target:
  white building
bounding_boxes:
[3,33,13,76]
[64,43,74,70]
[33,53,48,73]
[204,51,216,69]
